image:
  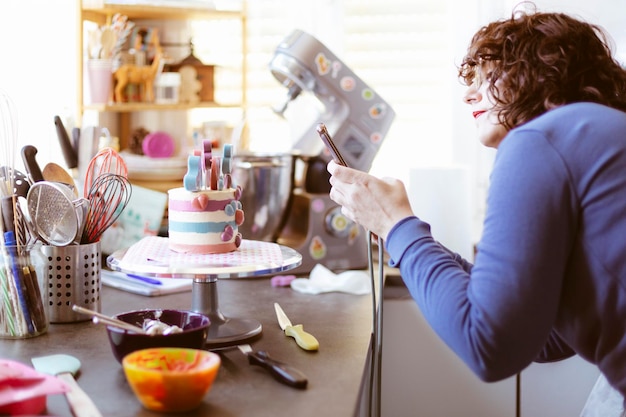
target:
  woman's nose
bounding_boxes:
[463,85,481,104]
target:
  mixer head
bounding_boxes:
[269,44,316,117]
[268,29,395,173]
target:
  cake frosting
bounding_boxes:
[168,142,244,254]
[168,186,244,254]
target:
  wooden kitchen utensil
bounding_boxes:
[42,162,78,196]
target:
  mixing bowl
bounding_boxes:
[106,309,210,363]
[123,347,220,413]
[231,152,295,242]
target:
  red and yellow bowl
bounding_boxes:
[122,347,221,413]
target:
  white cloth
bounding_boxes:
[290,264,371,295]
[580,373,626,417]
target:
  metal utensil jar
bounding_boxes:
[40,241,101,323]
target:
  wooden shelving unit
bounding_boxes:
[77,0,248,150]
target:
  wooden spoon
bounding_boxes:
[100,27,115,59]
[42,162,78,197]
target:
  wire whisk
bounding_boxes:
[83,143,128,198]
[81,173,132,244]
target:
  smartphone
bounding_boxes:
[316,123,348,167]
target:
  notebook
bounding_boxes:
[101,269,192,297]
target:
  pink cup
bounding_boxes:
[87,59,113,104]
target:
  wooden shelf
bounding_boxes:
[82,4,242,24]
[82,101,242,113]
[77,0,248,152]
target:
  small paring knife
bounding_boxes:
[237,344,308,389]
[274,302,320,351]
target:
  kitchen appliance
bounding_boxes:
[268,29,395,273]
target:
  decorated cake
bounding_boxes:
[168,142,245,254]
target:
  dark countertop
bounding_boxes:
[0,276,374,417]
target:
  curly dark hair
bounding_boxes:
[459,4,626,130]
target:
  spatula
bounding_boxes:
[31,354,102,417]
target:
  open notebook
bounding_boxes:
[101,269,192,297]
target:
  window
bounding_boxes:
[242,0,472,178]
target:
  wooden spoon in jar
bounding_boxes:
[42,162,78,197]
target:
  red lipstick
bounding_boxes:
[473,111,486,119]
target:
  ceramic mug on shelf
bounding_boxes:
[87,59,113,104]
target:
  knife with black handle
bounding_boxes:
[54,115,78,169]
[21,145,44,183]
[237,344,308,389]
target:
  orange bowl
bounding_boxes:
[122,347,221,413]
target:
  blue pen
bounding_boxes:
[126,273,163,286]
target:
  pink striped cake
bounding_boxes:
[168,186,245,254]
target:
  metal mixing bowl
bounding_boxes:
[231,152,295,242]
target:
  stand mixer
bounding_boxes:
[268,29,395,273]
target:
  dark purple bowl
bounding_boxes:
[106,309,210,363]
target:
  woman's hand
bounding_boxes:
[327,160,415,240]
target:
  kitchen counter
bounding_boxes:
[0,276,374,417]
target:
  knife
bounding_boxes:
[274,302,319,351]
[21,145,44,183]
[54,115,78,169]
[237,344,308,389]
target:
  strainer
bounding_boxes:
[26,181,89,246]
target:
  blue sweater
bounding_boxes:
[386,102,626,397]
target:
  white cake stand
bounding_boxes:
[106,237,302,347]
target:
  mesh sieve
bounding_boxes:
[26,181,88,246]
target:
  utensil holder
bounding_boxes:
[0,244,48,339]
[41,241,101,323]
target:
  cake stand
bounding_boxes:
[107,237,302,347]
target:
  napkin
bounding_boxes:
[0,359,70,415]
[290,264,371,295]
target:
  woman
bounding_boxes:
[327,6,626,415]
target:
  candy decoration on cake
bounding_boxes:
[169,142,244,254]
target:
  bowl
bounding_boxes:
[122,347,221,412]
[106,309,210,363]
[231,152,295,242]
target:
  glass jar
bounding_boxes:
[0,242,48,339]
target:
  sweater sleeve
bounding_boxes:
[534,331,576,363]
[386,130,576,382]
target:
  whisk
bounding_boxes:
[81,173,132,244]
[83,143,128,198]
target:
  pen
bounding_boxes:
[125,273,163,286]
[102,269,163,286]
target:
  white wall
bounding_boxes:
[0,0,77,174]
